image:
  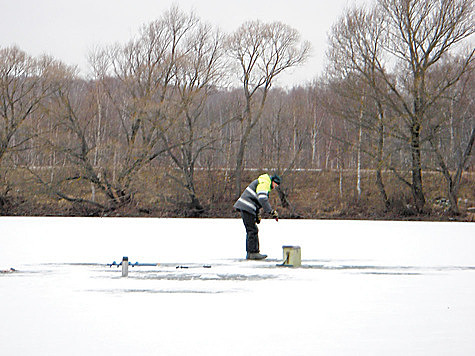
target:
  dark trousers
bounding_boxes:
[239,210,259,253]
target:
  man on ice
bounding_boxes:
[234,173,280,260]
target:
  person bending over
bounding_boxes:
[234,173,280,260]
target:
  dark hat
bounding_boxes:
[270,174,281,185]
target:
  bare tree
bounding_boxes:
[427,59,474,213]
[327,6,391,208]
[106,5,198,173]
[30,6,209,213]
[0,46,59,199]
[377,0,474,211]
[327,0,474,212]
[93,6,199,209]
[227,20,310,196]
[307,81,327,168]
[161,21,226,214]
[31,64,138,212]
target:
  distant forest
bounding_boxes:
[1,1,474,219]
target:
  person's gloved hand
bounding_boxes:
[271,209,279,221]
[256,211,261,224]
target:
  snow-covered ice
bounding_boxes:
[1,217,474,355]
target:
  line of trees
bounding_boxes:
[1,1,474,216]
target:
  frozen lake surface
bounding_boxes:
[1,217,474,355]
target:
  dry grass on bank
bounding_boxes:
[1,168,474,221]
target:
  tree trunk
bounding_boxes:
[235,136,246,198]
[356,100,363,200]
[449,128,475,214]
[410,121,426,212]
[375,108,389,209]
[235,119,253,197]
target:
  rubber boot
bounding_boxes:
[246,252,268,260]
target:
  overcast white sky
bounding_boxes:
[1,0,370,87]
